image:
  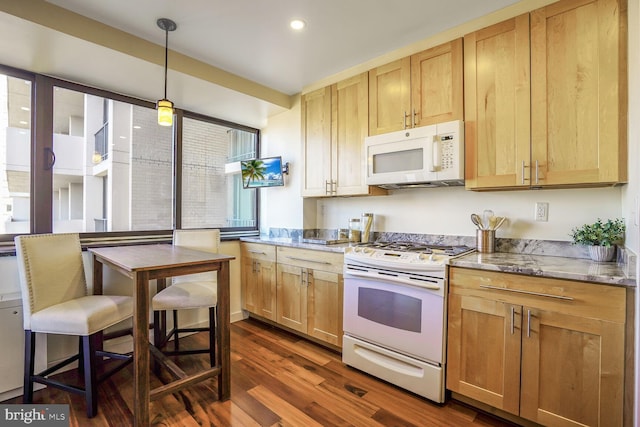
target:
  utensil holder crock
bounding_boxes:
[476,229,495,253]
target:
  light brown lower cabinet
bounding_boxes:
[240,243,277,321]
[240,243,343,348]
[447,267,626,427]
[276,246,343,347]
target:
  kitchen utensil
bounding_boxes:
[493,216,507,230]
[471,214,484,230]
[483,210,494,229]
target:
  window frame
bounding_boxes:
[0,64,261,243]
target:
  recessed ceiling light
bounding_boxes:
[21,106,30,111]
[133,125,141,129]
[290,19,306,30]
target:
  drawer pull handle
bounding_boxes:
[248,250,266,255]
[479,285,574,301]
[286,256,332,265]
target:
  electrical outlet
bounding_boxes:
[535,202,549,222]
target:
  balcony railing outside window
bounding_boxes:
[94,123,108,162]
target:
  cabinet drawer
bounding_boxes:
[449,267,625,323]
[277,246,343,274]
[241,243,276,262]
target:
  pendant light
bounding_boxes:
[156,18,177,126]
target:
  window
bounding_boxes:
[0,72,32,234]
[181,116,257,231]
[0,65,260,240]
[52,86,174,233]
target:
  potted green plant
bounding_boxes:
[569,218,625,262]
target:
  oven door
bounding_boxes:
[343,270,445,364]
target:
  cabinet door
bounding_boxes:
[368,57,411,135]
[241,243,277,320]
[530,0,626,186]
[520,307,624,426]
[255,260,277,320]
[276,263,307,333]
[301,86,332,196]
[464,15,531,189]
[307,269,343,347]
[241,256,260,314]
[410,38,463,127]
[332,73,370,196]
[447,294,521,415]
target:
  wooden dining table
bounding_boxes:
[89,244,235,426]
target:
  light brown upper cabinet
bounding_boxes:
[465,0,627,190]
[301,73,386,197]
[369,39,463,136]
[301,86,332,196]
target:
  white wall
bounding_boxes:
[319,187,623,241]
[259,95,305,232]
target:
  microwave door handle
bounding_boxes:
[345,269,441,290]
[430,135,440,172]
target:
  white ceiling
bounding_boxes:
[0,0,521,128]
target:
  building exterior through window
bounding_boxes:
[0,71,258,237]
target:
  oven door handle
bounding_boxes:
[345,270,441,290]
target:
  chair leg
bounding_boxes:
[173,310,179,352]
[82,334,98,418]
[153,309,162,348]
[153,309,163,375]
[77,337,85,376]
[23,330,35,404]
[208,307,216,367]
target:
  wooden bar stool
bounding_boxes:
[152,229,219,367]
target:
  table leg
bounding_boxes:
[217,261,231,400]
[133,271,150,427]
[92,258,105,353]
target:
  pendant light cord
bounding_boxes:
[164,27,168,99]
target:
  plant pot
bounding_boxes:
[588,245,616,262]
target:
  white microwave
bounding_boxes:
[365,120,464,189]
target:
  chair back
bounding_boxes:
[14,233,88,329]
[172,229,220,285]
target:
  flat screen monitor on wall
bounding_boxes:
[241,156,285,188]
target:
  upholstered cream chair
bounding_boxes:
[152,229,219,367]
[14,233,133,418]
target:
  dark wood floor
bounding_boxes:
[3,318,519,426]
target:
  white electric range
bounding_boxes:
[342,241,474,403]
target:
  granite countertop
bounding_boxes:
[240,236,349,254]
[242,236,636,288]
[450,252,635,288]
